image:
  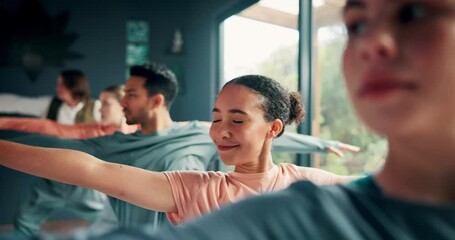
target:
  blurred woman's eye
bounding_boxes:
[212,119,221,123]
[399,3,427,24]
[233,120,243,124]
[343,10,368,37]
[346,21,368,36]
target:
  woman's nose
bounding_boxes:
[218,125,231,139]
[357,24,398,62]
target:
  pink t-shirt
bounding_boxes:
[163,163,337,224]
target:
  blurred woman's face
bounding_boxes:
[342,0,455,140]
[99,91,124,125]
[56,76,75,104]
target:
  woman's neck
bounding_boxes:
[375,137,455,203]
[65,99,81,108]
[234,155,275,174]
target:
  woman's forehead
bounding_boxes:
[218,84,255,101]
[99,91,116,100]
[215,84,264,112]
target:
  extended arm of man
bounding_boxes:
[274,131,360,157]
[0,140,177,213]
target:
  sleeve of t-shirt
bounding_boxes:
[292,164,361,185]
[295,165,336,185]
[163,171,222,224]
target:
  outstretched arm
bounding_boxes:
[0,140,177,213]
[0,117,122,139]
[326,143,361,158]
[0,94,51,117]
[332,174,362,184]
[273,132,360,157]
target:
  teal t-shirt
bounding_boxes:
[144,176,455,240]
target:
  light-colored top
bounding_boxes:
[0,94,101,124]
[57,100,101,124]
[0,117,138,139]
[164,163,338,224]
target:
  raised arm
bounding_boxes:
[273,131,360,157]
[332,175,362,184]
[0,94,51,117]
[0,140,177,213]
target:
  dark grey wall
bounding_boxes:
[0,0,254,121]
[1,0,152,96]
[176,0,258,120]
[0,0,256,226]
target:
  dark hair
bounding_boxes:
[102,84,125,103]
[223,75,305,137]
[60,69,90,101]
[129,63,178,109]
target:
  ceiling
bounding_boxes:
[237,0,345,30]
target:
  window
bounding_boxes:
[222,0,386,174]
[222,0,299,164]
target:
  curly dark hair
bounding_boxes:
[223,75,305,137]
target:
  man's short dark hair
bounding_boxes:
[130,63,178,109]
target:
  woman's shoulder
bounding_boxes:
[277,162,304,172]
[278,163,338,184]
[164,170,227,185]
